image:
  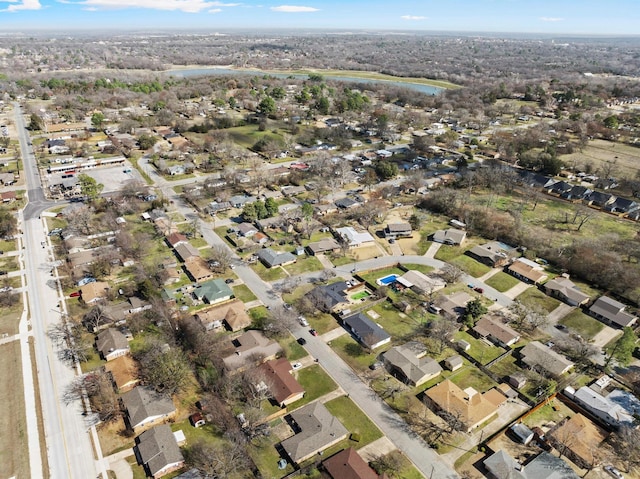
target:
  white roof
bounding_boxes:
[335,227,375,246]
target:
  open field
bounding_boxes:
[0,341,30,479]
[561,139,640,179]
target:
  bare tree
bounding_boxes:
[186,438,251,478]
[66,205,95,235]
[207,244,233,272]
[63,371,122,423]
[439,264,463,284]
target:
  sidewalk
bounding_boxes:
[423,242,441,258]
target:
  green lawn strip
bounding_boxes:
[250,433,295,478]
[447,364,498,393]
[232,284,258,303]
[330,254,354,267]
[559,309,604,340]
[449,255,491,278]
[291,364,338,406]
[515,288,560,313]
[324,396,383,448]
[251,262,288,282]
[400,263,434,275]
[331,334,389,373]
[282,256,324,276]
[485,271,520,292]
[280,338,308,361]
[226,125,285,150]
[453,331,506,365]
[190,237,209,248]
[0,239,17,251]
[126,455,150,479]
[433,245,467,262]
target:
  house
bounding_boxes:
[472,316,520,348]
[79,281,110,304]
[565,386,638,429]
[256,248,297,268]
[603,197,640,215]
[104,355,140,392]
[95,328,130,361]
[166,165,185,176]
[543,276,590,306]
[194,300,251,332]
[506,258,548,285]
[0,191,16,203]
[485,450,579,479]
[432,228,467,246]
[546,180,573,196]
[258,358,305,407]
[121,387,176,433]
[192,279,233,305]
[520,341,574,376]
[396,270,446,295]
[236,222,258,237]
[560,185,592,201]
[308,281,350,314]
[584,190,614,208]
[222,330,283,371]
[434,291,472,318]
[314,203,339,216]
[323,448,388,479]
[253,232,269,245]
[424,380,506,431]
[335,227,375,247]
[174,242,200,262]
[383,223,412,239]
[549,414,608,469]
[483,450,527,479]
[467,242,511,267]
[281,185,306,197]
[229,195,256,208]
[281,401,349,464]
[342,312,391,350]
[135,424,185,479]
[183,256,214,283]
[382,342,442,387]
[165,232,188,248]
[588,295,637,328]
[306,238,341,256]
[335,197,360,209]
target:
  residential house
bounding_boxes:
[1,191,16,203]
[183,256,214,283]
[432,228,467,246]
[258,358,305,407]
[222,330,283,371]
[342,312,391,350]
[95,328,130,361]
[396,270,446,296]
[506,258,548,285]
[467,242,511,267]
[281,185,306,197]
[104,355,140,392]
[560,185,592,201]
[323,448,388,479]
[253,232,269,246]
[517,170,553,189]
[383,223,412,239]
[281,401,349,464]
[335,197,361,209]
[192,279,233,305]
[520,341,574,376]
[589,295,637,328]
[565,386,639,429]
[121,387,176,433]
[135,424,185,479]
[166,165,185,176]
[483,449,527,479]
[165,232,188,248]
[308,281,350,314]
[80,281,110,304]
[543,276,590,306]
[314,203,339,216]
[236,222,258,237]
[549,414,608,469]
[306,238,341,256]
[174,242,200,262]
[255,216,282,231]
[472,316,521,348]
[424,379,506,431]
[546,180,573,196]
[207,201,232,214]
[603,197,640,216]
[583,191,614,208]
[106,297,153,323]
[434,291,472,318]
[194,300,251,332]
[229,195,256,208]
[335,227,375,247]
[484,450,580,479]
[382,342,442,387]
[256,248,297,268]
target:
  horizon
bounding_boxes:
[0,0,639,36]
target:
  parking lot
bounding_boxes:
[46,162,144,195]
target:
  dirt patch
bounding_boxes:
[97,417,134,457]
[0,341,30,479]
[351,244,383,260]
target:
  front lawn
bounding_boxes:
[306,312,339,335]
[251,261,288,282]
[450,255,491,278]
[324,395,383,448]
[454,331,506,365]
[291,364,338,407]
[232,284,258,303]
[515,288,561,313]
[485,272,521,292]
[400,263,434,275]
[434,245,467,262]
[282,256,324,276]
[331,334,386,373]
[559,309,605,340]
[281,338,308,361]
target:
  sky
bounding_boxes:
[0,0,638,35]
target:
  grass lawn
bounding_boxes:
[190,237,209,248]
[330,254,354,267]
[448,365,497,393]
[0,239,17,252]
[291,364,338,406]
[80,349,105,373]
[331,334,386,373]
[515,288,561,313]
[324,395,383,448]
[226,125,285,149]
[369,302,422,339]
[454,331,506,365]
[250,434,295,478]
[450,255,491,278]
[0,301,22,336]
[249,305,269,325]
[487,352,524,381]
[281,338,308,361]
[400,263,434,275]
[282,256,324,276]
[521,399,574,428]
[251,262,288,282]
[559,309,605,340]
[232,284,258,303]
[434,244,467,262]
[170,419,225,447]
[485,272,521,292]
[307,312,339,335]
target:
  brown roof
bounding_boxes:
[95,328,129,356]
[425,380,506,430]
[259,358,305,406]
[79,281,110,303]
[184,256,213,282]
[196,300,251,332]
[323,448,385,479]
[104,355,140,392]
[166,232,188,247]
[507,259,548,283]
[473,316,520,346]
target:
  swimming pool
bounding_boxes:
[377,274,398,286]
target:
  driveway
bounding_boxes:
[502,282,531,300]
[423,242,441,258]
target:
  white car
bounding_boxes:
[291,362,302,370]
[604,466,623,478]
[298,316,309,326]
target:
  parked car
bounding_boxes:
[473,286,484,294]
[298,316,309,326]
[604,465,624,478]
[555,324,567,331]
[0,286,12,293]
[77,277,96,287]
[0,271,7,276]
[291,362,302,370]
[225,278,234,284]
[297,337,307,345]
[69,291,81,298]
[309,329,318,336]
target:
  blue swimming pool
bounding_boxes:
[377,274,398,286]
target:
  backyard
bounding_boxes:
[454,331,507,365]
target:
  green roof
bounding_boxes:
[193,279,234,304]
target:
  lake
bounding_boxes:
[165,67,443,95]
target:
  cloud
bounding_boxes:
[2,0,42,12]
[73,0,238,13]
[401,15,426,21]
[271,5,319,12]
[540,17,563,22]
